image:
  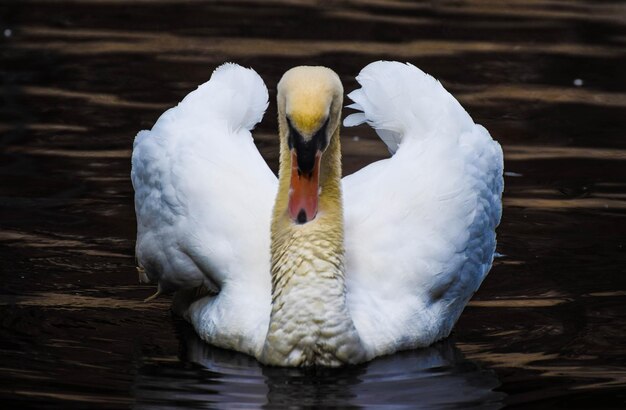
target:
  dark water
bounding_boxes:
[1,0,625,408]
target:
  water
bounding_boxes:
[1,0,625,408]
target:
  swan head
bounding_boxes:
[277,66,343,224]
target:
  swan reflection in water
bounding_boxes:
[133,321,505,409]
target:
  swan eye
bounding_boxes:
[314,118,330,151]
[286,117,301,151]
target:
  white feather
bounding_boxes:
[343,61,503,356]
[344,61,474,153]
[131,63,276,356]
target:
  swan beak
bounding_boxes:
[288,150,321,224]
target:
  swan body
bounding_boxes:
[131,61,503,366]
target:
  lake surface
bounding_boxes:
[1,0,625,408]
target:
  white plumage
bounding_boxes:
[131,61,503,365]
[342,61,503,357]
[132,64,276,355]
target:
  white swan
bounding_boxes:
[131,61,503,367]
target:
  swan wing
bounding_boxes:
[131,63,276,301]
[342,61,503,357]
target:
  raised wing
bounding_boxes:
[342,61,503,357]
[131,63,277,300]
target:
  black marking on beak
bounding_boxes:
[296,209,307,224]
[287,117,329,175]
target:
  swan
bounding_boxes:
[131,61,503,367]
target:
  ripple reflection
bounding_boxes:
[133,322,505,409]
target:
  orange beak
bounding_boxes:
[288,150,321,224]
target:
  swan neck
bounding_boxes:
[263,125,366,366]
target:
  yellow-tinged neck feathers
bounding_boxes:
[271,66,344,265]
[260,66,366,366]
